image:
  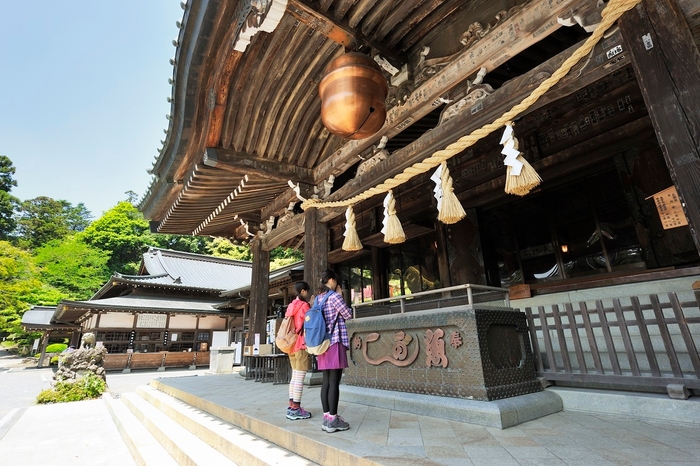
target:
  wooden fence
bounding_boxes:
[522,291,700,391]
[103,351,209,372]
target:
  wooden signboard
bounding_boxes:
[509,284,532,300]
[649,186,688,230]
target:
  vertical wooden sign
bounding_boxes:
[650,186,688,230]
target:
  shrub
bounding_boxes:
[46,343,67,353]
[50,356,59,365]
[36,372,107,404]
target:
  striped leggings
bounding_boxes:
[289,369,307,403]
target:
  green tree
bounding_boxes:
[81,201,211,274]
[60,201,92,232]
[16,197,70,248]
[270,246,303,270]
[152,234,212,254]
[0,156,19,240]
[34,237,111,300]
[80,201,151,274]
[206,237,252,261]
[0,241,64,344]
[0,191,19,241]
[0,155,17,192]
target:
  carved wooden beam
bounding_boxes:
[203,148,314,184]
[260,184,311,220]
[316,29,629,222]
[262,213,305,251]
[287,0,405,65]
[313,0,586,184]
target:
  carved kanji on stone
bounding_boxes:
[425,328,448,368]
[353,335,362,350]
[450,331,463,348]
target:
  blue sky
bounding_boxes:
[0,1,183,219]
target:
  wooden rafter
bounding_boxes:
[203,148,314,184]
[287,0,405,64]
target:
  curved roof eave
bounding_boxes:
[140,0,227,221]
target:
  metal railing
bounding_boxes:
[352,283,510,319]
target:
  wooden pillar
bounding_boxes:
[37,332,50,369]
[304,208,328,292]
[619,0,700,252]
[247,237,270,347]
[434,221,453,289]
[69,331,81,348]
[371,246,388,300]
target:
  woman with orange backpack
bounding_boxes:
[284,281,312,420]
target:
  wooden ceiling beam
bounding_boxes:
[312,0,586,185]
[287,0,405,65]
[260,184,312,220]
[262,214,305,251]
[203,148,314,184]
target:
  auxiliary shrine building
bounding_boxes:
[137,0,700,396]
[23,247,253,370]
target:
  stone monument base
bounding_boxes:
[340,384,562,429]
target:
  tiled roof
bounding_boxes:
[59,295,226,314]
[21,307,58,326]
[220,261,303,297]
[118,247,252,292]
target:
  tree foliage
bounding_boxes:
[270,246,304,270]
[0,156,19,240]
[80,201,152,274]
[0,156,17,192]
[0,241,65,343]
[15,196,93,249]
[206,237,252,261]
[80,201,212,274]
[34,237,111,300]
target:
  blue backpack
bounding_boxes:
[304,292,337,355]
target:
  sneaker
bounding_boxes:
[287,407,312,420]
[322,414,329,432]
[325,415,349,433]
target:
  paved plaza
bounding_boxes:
[1,348,699,465]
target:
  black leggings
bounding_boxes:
[320,369,343,415]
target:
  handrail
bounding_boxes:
[351,283,510,318]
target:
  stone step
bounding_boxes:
[149,378,444,466]
[121,391,237,466]
[135,385,316,466]
[103,393,178,466]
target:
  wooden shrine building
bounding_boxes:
[139,0,700,394]
[23,247,252,371]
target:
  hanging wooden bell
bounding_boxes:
[318,52,388,140]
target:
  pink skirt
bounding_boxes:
[316,342,348,370]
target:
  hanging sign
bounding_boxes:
[648,186,688,230]
[136,313,167,328]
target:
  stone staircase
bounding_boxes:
[103,384,317,466]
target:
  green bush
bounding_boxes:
[50,356,59,365]
[36,373,106,404]
[45,343,67,353]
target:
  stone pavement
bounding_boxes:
[1,349,699,466]
[0,399,136,466]
[155,373,700,466]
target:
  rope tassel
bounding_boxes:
[501,123,542,196]
[342,206,363,251]
[382,190,406,244]
[431,162,466,224]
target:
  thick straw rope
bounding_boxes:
[302,0,641,211]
